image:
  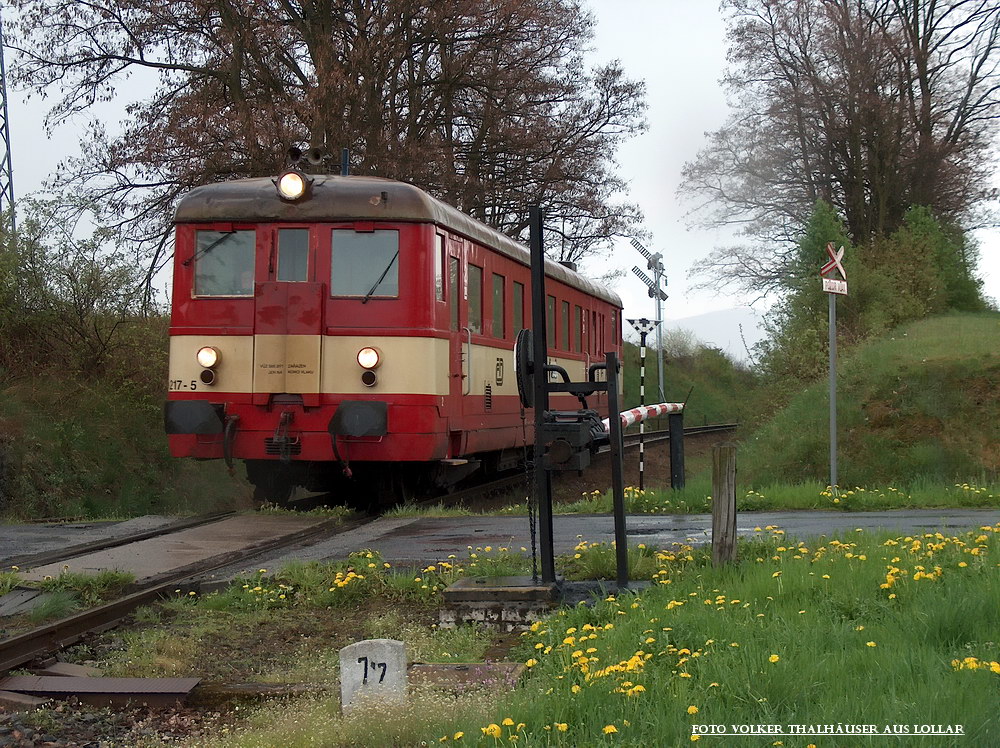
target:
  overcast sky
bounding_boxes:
[584,0,1000,328]
[5,0,998,353]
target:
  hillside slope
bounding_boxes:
[740,312,1000,486]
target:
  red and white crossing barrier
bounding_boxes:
[602,402,684,432]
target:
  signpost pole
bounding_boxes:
[820,241,846,493]
[828,292,838,491]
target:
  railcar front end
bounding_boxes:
[165,174,622,506]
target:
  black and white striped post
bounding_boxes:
[626,317,661,491]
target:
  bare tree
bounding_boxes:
[681,0,999,295]
[8,0,646,281]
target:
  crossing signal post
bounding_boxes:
[626,317,660,490]
[629,239,667,402]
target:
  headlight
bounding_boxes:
[276,170,309,201]
[197,346,220,368]
[357,347,381,369]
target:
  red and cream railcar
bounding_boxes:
[165,174,622,506]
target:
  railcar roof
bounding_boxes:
[174,175,621,307]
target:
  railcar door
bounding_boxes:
[446,238,467,455]
[252,227,324,404]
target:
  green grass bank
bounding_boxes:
[739,312,1000,487]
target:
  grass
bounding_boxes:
[35,569,134,606]
[0,570,17,596]
[539,479,999,515]
[740,312,1000,486]
[185,521,1000,747]
[475,525,1000,747]
[0,373,251,520]
[27,590,80,623]
[0,568,136,625]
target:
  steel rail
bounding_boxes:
[1,511,237,570]
[436,423,739,505]
[0,516,362,674]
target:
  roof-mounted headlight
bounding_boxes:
[275,169,312,201]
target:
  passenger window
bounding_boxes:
[435,235,445,301]
[561,301,570,350]
[492,274,505,339]
[194,229,255,297]
[277,228,309,281]
[513,281,524,332]
[574,305,582,352]
[546,295,556,344]
[468,264,483,334]
[331,229,399,297]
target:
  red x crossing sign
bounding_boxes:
[820,242,846,279]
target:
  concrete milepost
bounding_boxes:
[820,242,848,491]
[339,639,407,711]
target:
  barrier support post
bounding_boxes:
[668,411,685,489]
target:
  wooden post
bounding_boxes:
[711,443,737,566]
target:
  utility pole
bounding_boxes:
[0,8,14,234]
[630,239,668,401]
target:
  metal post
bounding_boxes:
[637,331,647,490]
[606,352,628,589]
[0,13,15,234]
[829,292,838,490]
[668,411,685,489]
[654,270,664,402]
[529,207,555,583]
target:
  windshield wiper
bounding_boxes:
[183,230,237,266]
[361,250,399,304]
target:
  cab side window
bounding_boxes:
[277,228,309,282]
[331,229,399,297]
[194,229,256,297]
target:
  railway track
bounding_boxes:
[0,513,369,674]
[439,422,739,505]
[1,422,736,676]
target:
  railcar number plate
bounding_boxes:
[168,379,199,391]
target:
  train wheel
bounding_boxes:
[245,461,295,507]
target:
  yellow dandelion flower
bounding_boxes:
[866,641,877,647]
[502,718,515,726]
[691,737,701,743]
[571,684,581,693]
[602,725,618,734]
[768,654,780,663]
[556,722,568,732]
[525,659,538,668]
[454,732,464,740]
[482,724,502,738]
[687,705,699,714]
